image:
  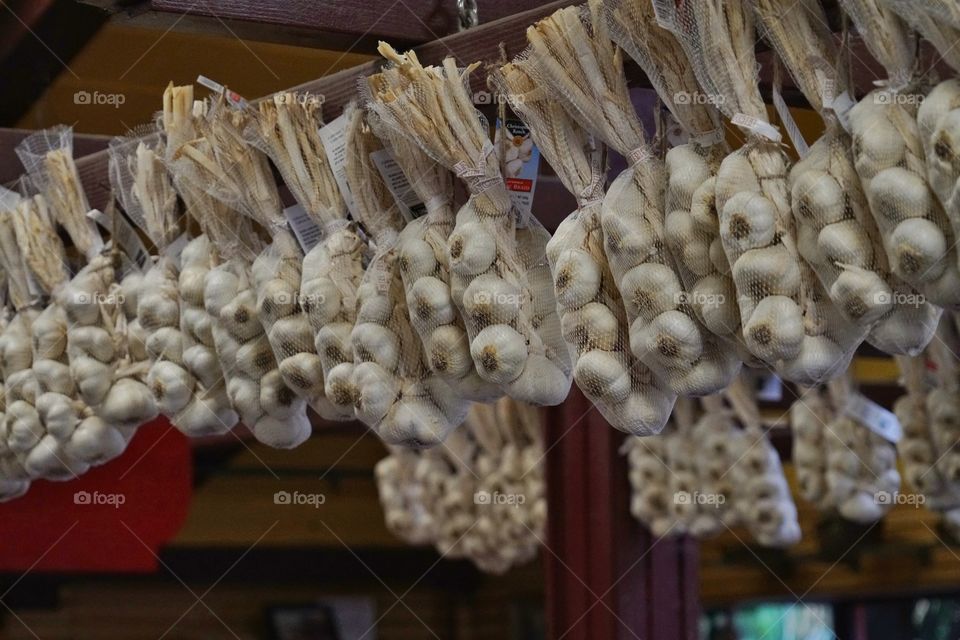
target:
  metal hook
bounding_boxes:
[457,0,478,30]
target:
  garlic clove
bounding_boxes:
[253,412,311,449]
[226,376,262,425]
[325,361,358,410]
[573,349,631,403]
[147,360,194,415]
[356,284,393,323]
[64,416,126,466]
[507,353,571,406]
[99,379,158,430]
[829,266,892,325]
[68,326,115,363]
[316,322,355,372]
[300,277,342,327]
[869,166,934,223]
[619,263,682,322]
[691,274,740,337]
[352,361,400,425]
[182,308,214,345]
[448,222,497,275]
[203,268,240,316]
[614,389,674,436]
[818,220,874,268]
[278,352,325,397]
[24,435,71,479]
[733,245,801,300]
[721,192,778,255]
[380,398,452,448]
[689,177,720,232]
[463,274,522,327]
[146,326,185,364]
[235,336,277,379]
[36,391,79,440]
[71,357,113,406]
[471,324,527,385]
[634,309,703,367]
[425,324,473,379]
[260,370,303,420]
[268,314,314,358]
[743,295,804,363]
[889,217,948,282]
[6,400,43,452]
[258,278,300,327]
[399,237,439,281]
[183,345,221,389]
[219,289,262,343]
[791,169,845,226]
[351,322,401,371]
[175,389,238,437]
[552,249,602,310]
[178,267,208,307]
[602,214,656,268]
[33,359,75,396]
[408,276,457,331]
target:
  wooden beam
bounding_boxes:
[148,0,556,45]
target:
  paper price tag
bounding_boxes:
[196,75,247,108]
[284,203,323,253]
[731,113,782,143]
[844,393,903,443]
[318,113,359,218]
[496,118,540,228]
[370,149,427,219]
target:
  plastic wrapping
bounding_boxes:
[368,47,572,407]
[526,2,740,396]
[15,125,102,260]
[658,0,864,383]
[493,56,675,434]
[841,0,960,308]
[344,105,468,447]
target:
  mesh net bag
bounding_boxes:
[375,445,438,545]
[821,373,900,523]
[368,48,572,407]
[657,0,865,384]
[724,377,801,547]
[920,316,960,501]
[790,386,835,510]
[363,84,499,403]
[755,0,940,356]
[525,2,740,397]
[690,394,743,531]
[624,432,674,536]
[841,0,960,308]
[15,125,103,260]
[492,57,675,435]
[604,0,747,356]
[344,105,469,448]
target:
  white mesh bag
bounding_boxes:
[362,78,500,403]
[841,0,960,308]
[344,105,469,448]
[604,0,747,357]
[526,2,741,396]
[368,47,572,407]
[790,386,835,510]
[658,0,865,384]
[492,56,676,434]
[755,0,940,356]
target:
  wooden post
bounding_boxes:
[544,389,699,640]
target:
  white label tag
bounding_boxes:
[164,232,189,269]
[372,259,392,294]
[731,113,782,143]
[284,203,323,253]
[369,149,427,218]
[87,208,149,269]
[772,86,808,157]
[827,91,855,133]
[196,75,247,108]
[496,118,540,226]
[844,393,902,443]
[318,114,359,218]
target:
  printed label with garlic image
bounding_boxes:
[496,119,540,220]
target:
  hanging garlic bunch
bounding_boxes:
[624,434,674,537]
[893,354,959,506]
[527,2,740,397]
[822,374,900,523]
[159,89,242,437]
[923,318,960,492]
[247,91,360,420]
[790,386,834,510]
[725,377,801,547]
[663,399,714,536]
[754,0,939,357]
[344,105,468,448]
[363,76,499,403]
[841,0,960,308]
[369,47,572,407]
[193,98,322,440]
[493,57,675,434]
[604,0,743,352]
[689,395,742,532]
[660,0,864,383]
[375,446,437,545]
